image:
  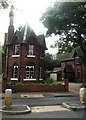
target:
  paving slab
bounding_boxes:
[21,92,44,98]
[31,105,70,113]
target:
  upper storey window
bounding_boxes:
[28,45,34,55]
[15,44,20,55]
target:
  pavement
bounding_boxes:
[1,82,85,114]
[0,91,79,99]
[0,82,81,99]
[0,90,80,115]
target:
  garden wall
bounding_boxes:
[2,80,69,92]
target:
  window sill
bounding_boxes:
[39,79,43,81]
[12,55,20,57]
[11,78,18,80]
[23,78,36,81]
[27,55,35,58]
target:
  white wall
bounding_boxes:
[50,73,57,81]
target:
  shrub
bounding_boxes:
[15,81,64,86]
[52,81,63,85]
[43,78,53,84]
[2,76,7,81]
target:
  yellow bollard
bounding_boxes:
[5,89,12,108]
[79,87,86,103]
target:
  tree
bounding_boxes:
[45,53,60,71]
[0,0,9,9]
[41,2,86,58]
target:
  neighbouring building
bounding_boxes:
[50,67,62,81]
[61,48,86,82]
[4,6,47,83]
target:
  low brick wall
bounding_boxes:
[16,85,64,92]
[2,80,69,92]
[16,80,69,92]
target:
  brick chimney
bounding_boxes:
[8,5,14,43]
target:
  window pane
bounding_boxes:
[28,45,34,55]
[29,50,33,55]
[29,45,33,50]
[15,44,20,55]
[30,67,34,71]
[13,65,18,78]
[26,66,34,78]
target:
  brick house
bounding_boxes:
[4,6,47,83]
[61,48,86,82]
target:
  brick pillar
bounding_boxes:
[64,79,69,92]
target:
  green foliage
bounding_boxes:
[41,2,86,60]
[45,53,53,71]
[44,77,53,84]
[0,0,9,9]
[45,71,50,79]
[51,81,63,85]
[15,81,63,86]
[45,53,60,71]
[2,76,7,80]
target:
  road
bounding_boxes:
[0,82,85,119]
[1,96,86,119]
[2,96,80,106]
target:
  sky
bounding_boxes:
[0,0,59,54]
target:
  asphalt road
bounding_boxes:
[2,110,85,119]
[1,96,86,119]
[2,96,79,106]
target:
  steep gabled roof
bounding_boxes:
[10,30,23,44]
[61,51,75,62]
[61,47,83,62]
[37,34,47,50]
[8,24,47,50]
[53,67,61,72]
[10,24,36,43]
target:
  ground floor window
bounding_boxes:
[13,65,18,78]
[26,66,34,78]
[39,67,42,79]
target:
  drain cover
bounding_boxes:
[21,93,44,98]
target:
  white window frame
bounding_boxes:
[28,45,34,56]
[15,44,20,55]
[39,67,42,79]
[13,65,18,78]
[26,66,34,79]
[39,67,43,80]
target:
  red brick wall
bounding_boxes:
[61,60,74,78]
[5,38,45,83]
[2,80,69,93]
[15,80,69,92]
[61,60,86,82]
